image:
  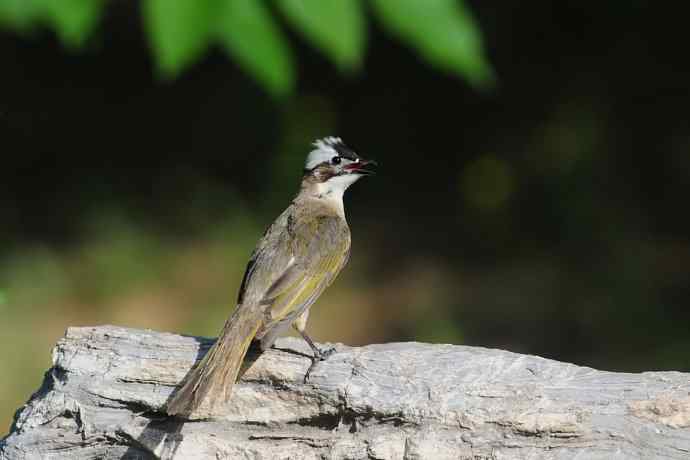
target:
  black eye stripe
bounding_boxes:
[331,156,342,165]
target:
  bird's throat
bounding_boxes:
[299,180,355,219]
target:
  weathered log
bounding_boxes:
[1,325,689,459]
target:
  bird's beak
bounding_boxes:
[345,159,377,176]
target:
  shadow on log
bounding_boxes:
[1,325,690,459]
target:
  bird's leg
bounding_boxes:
[293,309,335,360]
[298,329,335,361]
[297,329,336,383]
[293,309,335,381]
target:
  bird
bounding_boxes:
[166,137,376,417]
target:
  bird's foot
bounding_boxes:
[314,346,336,361]
[304,346,336,383]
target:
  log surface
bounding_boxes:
[1,325,690,459]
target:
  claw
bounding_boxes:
[304,346,336,382]
[316,346,336,361]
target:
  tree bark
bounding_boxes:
[1,325,689,459]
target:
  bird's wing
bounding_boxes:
[261,213,351,329]
[235,208,295,307]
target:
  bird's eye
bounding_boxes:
[331,156,341,165]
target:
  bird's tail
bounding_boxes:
[166,304,263,417]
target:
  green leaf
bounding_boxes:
[217,0,295,97]
[372,0,494,87]
[41,0,104,48]
[0,0,44,31]
[277,0,365,71]
[0,0,102,47]
[143,0,217,77]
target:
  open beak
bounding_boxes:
[345,159,377,176]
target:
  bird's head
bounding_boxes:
[303,137,376,190]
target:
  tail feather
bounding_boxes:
[166,305,262,417]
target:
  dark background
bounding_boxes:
[2,2,689,433]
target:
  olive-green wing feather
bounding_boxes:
[236,208,295,307]
[256,213,350,343]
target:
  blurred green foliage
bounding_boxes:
[217,0,295,95]
[277,0,365,72]
[144,0,219,77]
[0,0,102,48]
[0,0,493,94]
[372,0,494,86]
